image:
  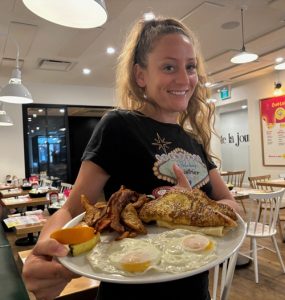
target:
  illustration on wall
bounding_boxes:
[260,95,285,166]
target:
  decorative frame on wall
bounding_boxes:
[260,95,285,166]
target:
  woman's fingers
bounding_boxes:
[22,238,79,300]
[172,163,192,190]
[32,238,69,257]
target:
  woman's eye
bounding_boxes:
[163,65,175,72]
[186,64,197,73]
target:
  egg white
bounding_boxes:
[87,229,217,276]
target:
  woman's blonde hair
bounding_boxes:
[116,16,217,161]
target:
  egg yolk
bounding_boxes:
[182,235,213,252]
[119,251,152,273]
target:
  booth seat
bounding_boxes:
[0,225,30,300]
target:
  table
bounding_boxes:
[18,249,100,299]
[0,183,16,191]
[1,196,50,245]
[0,188,28,199]
[256,178,285,188]
[0,196,49,210]
[231,187,263,200]
[14,216,48,246]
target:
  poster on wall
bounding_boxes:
[260,95,285,166]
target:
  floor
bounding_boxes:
[5,198,285,300]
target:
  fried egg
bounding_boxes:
[87,229,216,276]
[87,238,161,275]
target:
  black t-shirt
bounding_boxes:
[82,109,216,200]
[82,109,215,300]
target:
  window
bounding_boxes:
[23,104,111,184]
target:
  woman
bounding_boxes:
[23,16,238,300]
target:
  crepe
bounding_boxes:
[139,188,237,230]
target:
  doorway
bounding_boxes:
[217,100,250,184]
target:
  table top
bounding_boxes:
[0,188,28,199]
[256,179,285,188]
[0,196,49,209]
[231,187,265,200]
[0,184,16,191]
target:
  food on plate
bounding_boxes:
[81,187,150,239]
[50,226,100,256]
[139,188,237,234]
[79,186,237,239]
[156,220,227,237]
[87,229,216,275]
[81,194,107,226]
[120,203,147,235]
[69,234,101,256]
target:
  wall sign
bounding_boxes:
[219,86,231,100]
[260,95,285,166]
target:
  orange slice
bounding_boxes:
[50,226,95,245]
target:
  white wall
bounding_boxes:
[219,109,250,180]
[0,82,115,182]
[212,70,285,180]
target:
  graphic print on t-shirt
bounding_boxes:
[152,133,209,188]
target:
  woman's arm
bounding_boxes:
[209,168,240,212]
[23,160,110,300]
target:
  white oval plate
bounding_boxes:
[58,213,246,284]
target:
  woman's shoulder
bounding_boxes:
[102,109,137,119]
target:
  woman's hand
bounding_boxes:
[172,164,192,190]
[22,238,80,300]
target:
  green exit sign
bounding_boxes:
[219,86,231,100]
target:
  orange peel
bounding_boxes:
[50,226,95,245]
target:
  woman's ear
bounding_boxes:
[133,64,146,88]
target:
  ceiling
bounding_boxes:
[1,0,285,91]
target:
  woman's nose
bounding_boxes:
[175,69,189,84]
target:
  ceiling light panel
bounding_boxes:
[38,59,74,71]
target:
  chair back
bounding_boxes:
[248,174,273,191]
[247,189,285,237]
[212,251,239,300]
[221,170,245,187]
[60,182,73,193]
[40,178,53,188]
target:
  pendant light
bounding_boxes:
[0,102,13,126]
[0,37,33,104]
[230,8,258,64]
[23,0,108,29]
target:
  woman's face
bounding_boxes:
[134,33,198,122]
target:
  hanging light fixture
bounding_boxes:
[0,36,33,104]
[23,0,108,29]
[230,8,258,64]
[0,102,13,126]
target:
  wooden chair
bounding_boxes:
[221,171,246,213]
[248,174,273,191]
[239,189,285,283]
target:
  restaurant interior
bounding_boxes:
[0,1,285,300]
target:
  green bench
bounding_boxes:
[0,225,30,300]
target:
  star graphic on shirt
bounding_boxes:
[152,133,172,153]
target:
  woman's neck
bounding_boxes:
[139,105,179,124]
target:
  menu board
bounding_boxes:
[260,95,285,166]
